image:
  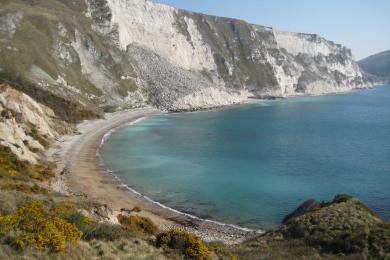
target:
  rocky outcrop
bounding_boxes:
[0,84,71,163]
[235,194,390,259]
[0,0,368,115]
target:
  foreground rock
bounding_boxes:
[234,194,390,259]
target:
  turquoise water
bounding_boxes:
[101,86,390,230]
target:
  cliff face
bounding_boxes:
[0,84,71,163]
[0,0,367,115]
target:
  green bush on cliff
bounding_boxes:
[82,223,132,241]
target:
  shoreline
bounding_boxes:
[47,107,256,244]
[45,86,382,245]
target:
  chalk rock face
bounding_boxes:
[92,0,368,109]
[0,85,68,163]
[0,0,368,115]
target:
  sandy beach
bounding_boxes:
[47,107,256,244]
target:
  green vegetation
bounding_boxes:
[0,145,55,182]
[0,0,141,122]
[235,194,390,259]
[1,182,48,194]
[207,241,237,260]
[190,13,278,90]
[156,229,210,260]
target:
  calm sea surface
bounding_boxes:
[100,86,390,229]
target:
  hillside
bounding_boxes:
[0,0,367,116]
[0,0,384,259]
[235,194,390,259]
[359,50,390,83]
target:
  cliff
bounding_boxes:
[0,0,367,116]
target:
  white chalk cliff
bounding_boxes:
[0,0,368,113]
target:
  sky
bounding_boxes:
[152,0,390,60]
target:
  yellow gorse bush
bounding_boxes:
[156,229,210,260]
[117,214,158,235]
[0,200,82,252]
[0,145,55,182]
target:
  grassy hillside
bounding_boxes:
[359,50,390,77]
[0,0,139,121]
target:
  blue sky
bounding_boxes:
[152,0,390,60]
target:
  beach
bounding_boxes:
[47,107,255,244]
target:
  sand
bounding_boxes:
[47,107,258,244]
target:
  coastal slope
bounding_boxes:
[235,194,390,259]
[359,50,390,83]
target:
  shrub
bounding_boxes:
[29,164,55,181]
[65,212,94,233]
[207,241,237,260]
[0,145,55,181]
[83,223,131,241]
[156,229,210,260]
[333,194,353,203]
[0,200,83,252]
[1,183,48,194]
[132,206,141,213]
[117,215,157,236]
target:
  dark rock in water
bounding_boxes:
[234,194,390,259]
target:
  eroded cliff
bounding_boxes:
[0,0,368,115]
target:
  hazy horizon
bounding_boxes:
[152,0,390,60]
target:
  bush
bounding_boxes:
[83,223,131,241]
[1,183,48,194]
[156,229,210,260]
[207,241,237,260]
[117,215,157,236]
[333,194,353,203]
[0,145,55,181]
[132,206,141,213]
[29,164,55,181]
[0,200,83,252]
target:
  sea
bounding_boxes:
[100,85,390,230]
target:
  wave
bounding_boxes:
[96,117,147,157]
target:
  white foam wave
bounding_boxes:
[96,117,147,157]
